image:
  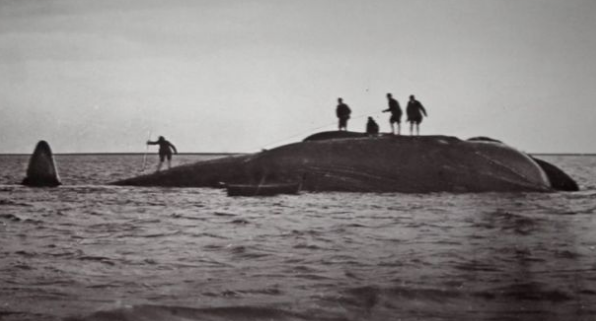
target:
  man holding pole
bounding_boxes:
[147,136,178,172]
[382,93,402,135]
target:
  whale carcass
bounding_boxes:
[113,132,578,193]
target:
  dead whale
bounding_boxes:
[22,140,61,187]
[112,132,578,193]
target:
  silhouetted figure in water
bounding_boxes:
[147,136,178,172]
[406,95,427,136]
[336,98,352,131]
[366,117,379,136]
[382,93,402,135]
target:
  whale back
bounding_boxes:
[113,133,578,193]
[23,140,61,187]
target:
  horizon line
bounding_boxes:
[0,152,595,156]
[0,152,246,156]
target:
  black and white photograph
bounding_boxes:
[1,1,595,320]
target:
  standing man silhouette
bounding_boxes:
[147,136,178,172]
[406,95,428,136]
[382,93,402,135]
[336,98,352,131]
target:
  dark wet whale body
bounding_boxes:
[113,131,578,193]
[22,140,61,187]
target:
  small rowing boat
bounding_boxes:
[226,182,301,197]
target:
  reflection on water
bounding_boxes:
[0,155,595,321]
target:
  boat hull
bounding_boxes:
[226,183,301,197]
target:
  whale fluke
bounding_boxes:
[531,156,579,191]
[22,140,61,187]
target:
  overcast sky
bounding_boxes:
[1,0,595,153]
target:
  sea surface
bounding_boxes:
[0,154,595,321]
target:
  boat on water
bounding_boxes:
[225,182,301,197]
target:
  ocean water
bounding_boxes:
[0,154,595,321]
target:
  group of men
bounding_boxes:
[149,93,427,172]
[336,94,428,136]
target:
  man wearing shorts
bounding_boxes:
[382,93,402,135]
[147,136,178,172]
[406,95,428,136]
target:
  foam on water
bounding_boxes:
[0,155,595,321]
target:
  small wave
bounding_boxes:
[226,245,270,259]
[482,210,544,235]
[286,229,323,237]
[343,223,368,228]
[67,305,311,321]
[485,282,572,302]
[228,245,247,254]
[188,232,228,239]
[214,212,237,217]
[562,205,596,215]
[554,249,582,259]
[293,243,322,250]
[23,218,44,225]
[434,240,462,245]
[0,213,23,221]
[14,250,37,257]
[341,283,576,306]
[580,289,596,296]
[10,262,34,270]
[88,222,140,233]
[287,265,318,273]
[170,213,206,221]
[293,273,331,281]
[230,218,250,225]
[201,290,240,298]
[203,244,225,251]
[78,255,116,266]
[0,199,32,207]
[454,261,502,272]
[237,287,283,296]
[0,311,44,320]
[385,285,471,305]
[140,230,181,238]
[344,270,362,279]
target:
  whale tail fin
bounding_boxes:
[530,156,579,192]
[22,140,61,187]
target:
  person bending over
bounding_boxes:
[147,136,178,172]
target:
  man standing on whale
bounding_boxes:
[383,93,402,135]
[336,98,352,131]
[406,95,428,136]
[147,136,178,172]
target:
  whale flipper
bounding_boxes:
[22,141,61,187]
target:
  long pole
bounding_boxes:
[141,130,152,172]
